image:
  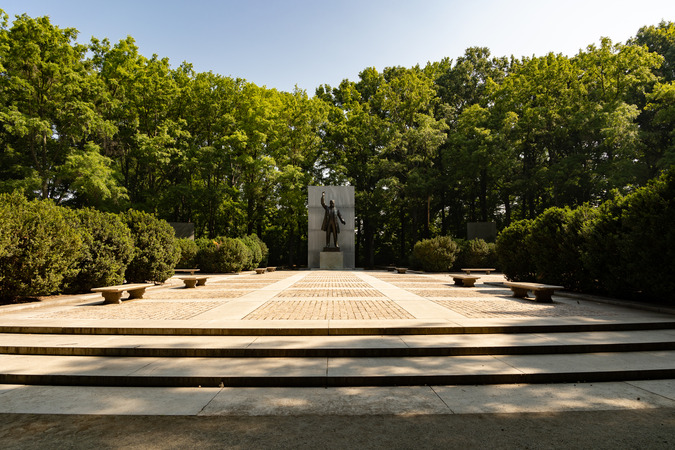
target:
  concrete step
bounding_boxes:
[2,351,675,387]
[2,320,675,336]
[2,330,675,357]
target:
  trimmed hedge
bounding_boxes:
[0,193,83,302]
[195,237,250,273]
[240,234,269,269]
[65,208,134,293]
[175,238,199,269]
[411,236,459,272]
[453,239,498,270]
[496,168,675,302]
[496,220,536,282]
[123,210,180,283]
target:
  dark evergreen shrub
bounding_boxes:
[495,219,536,282]
[241,234,269,269]
[65,208,134,293]
[526,206,598,290]
[194,237,249,273]
[462,239,497,269]
[0,193,83,302]
[175,238,198,269]
[411,236,459,272]
[123,210,180,283]
[618,169,675,301]
[194,238,218,272]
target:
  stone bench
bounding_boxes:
[178,276,210,288]
[504,282,565,303]
[174,268,200,276]
[395,267,408,274]
[266,267,277,272]
[255,268,266,274]
[461,268,496,275]
[91,283,153,304]
[451,274,480,287]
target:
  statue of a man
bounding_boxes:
[321,191,346,249]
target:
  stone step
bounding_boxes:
[2,330,675,357]
[2,320,675,336]
[1,351,675,387]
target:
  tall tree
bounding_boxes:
[0,11,121,206]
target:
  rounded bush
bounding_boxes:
[65,208,134,293]
[457,239,497,269]
[195,237,250,273]
[241,235,262,270]
[496,219,536,282]
[526,206,597,290]
[123,210,180,283]
[0,193,83,302]
[175,238,198,269]
[411,236,459,272]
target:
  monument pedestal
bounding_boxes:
[320,250,344,269]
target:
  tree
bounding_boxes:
[0,12,121,205]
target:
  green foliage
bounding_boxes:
[65,208,134,293]
[526,206,598,290]
[497,169,674,302]
[454,239,497,270]
[175,238,198,269]
[240,234,269,269]
[1,11,675,272]
[0,193,83,302]
[240,235,262,270]
[123,210,180,283]
[411,236,459,272]
[194,237,250,273]
[495,220,536,282]
[585,169,675,300]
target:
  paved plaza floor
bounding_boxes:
[1,269,674,448]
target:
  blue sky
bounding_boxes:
[2,1,675,93]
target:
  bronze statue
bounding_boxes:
[321,191,346,249]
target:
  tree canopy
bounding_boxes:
[1,10,674,267]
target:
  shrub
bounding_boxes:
[496,219,536,282]
[194,238,218,272]
[123,210,180,283]
[457,239,497,270]
[526,206,598,290]
[0,193,83,302]
[195,237,250,273]
[241,235,262,270]
[411,236,459,272]
[585,170,675,301]
[65,208,134,293]
[175,238,198,269]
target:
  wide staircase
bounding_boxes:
[2,320,675,387]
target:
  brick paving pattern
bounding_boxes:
[432,298,617,318]
[276,288,384,298]
[293,281,371,288]
[407,288,504,298]
[145,289,252,299]
[244,299,415,320]
[36,301,224,320]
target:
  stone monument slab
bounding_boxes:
[308,186,355,268]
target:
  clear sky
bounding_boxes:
[2,0,674,93]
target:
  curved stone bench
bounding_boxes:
[451,274,480,287]
[91,283,153,304]
[178,276,209,288]
[504,282,564,303]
